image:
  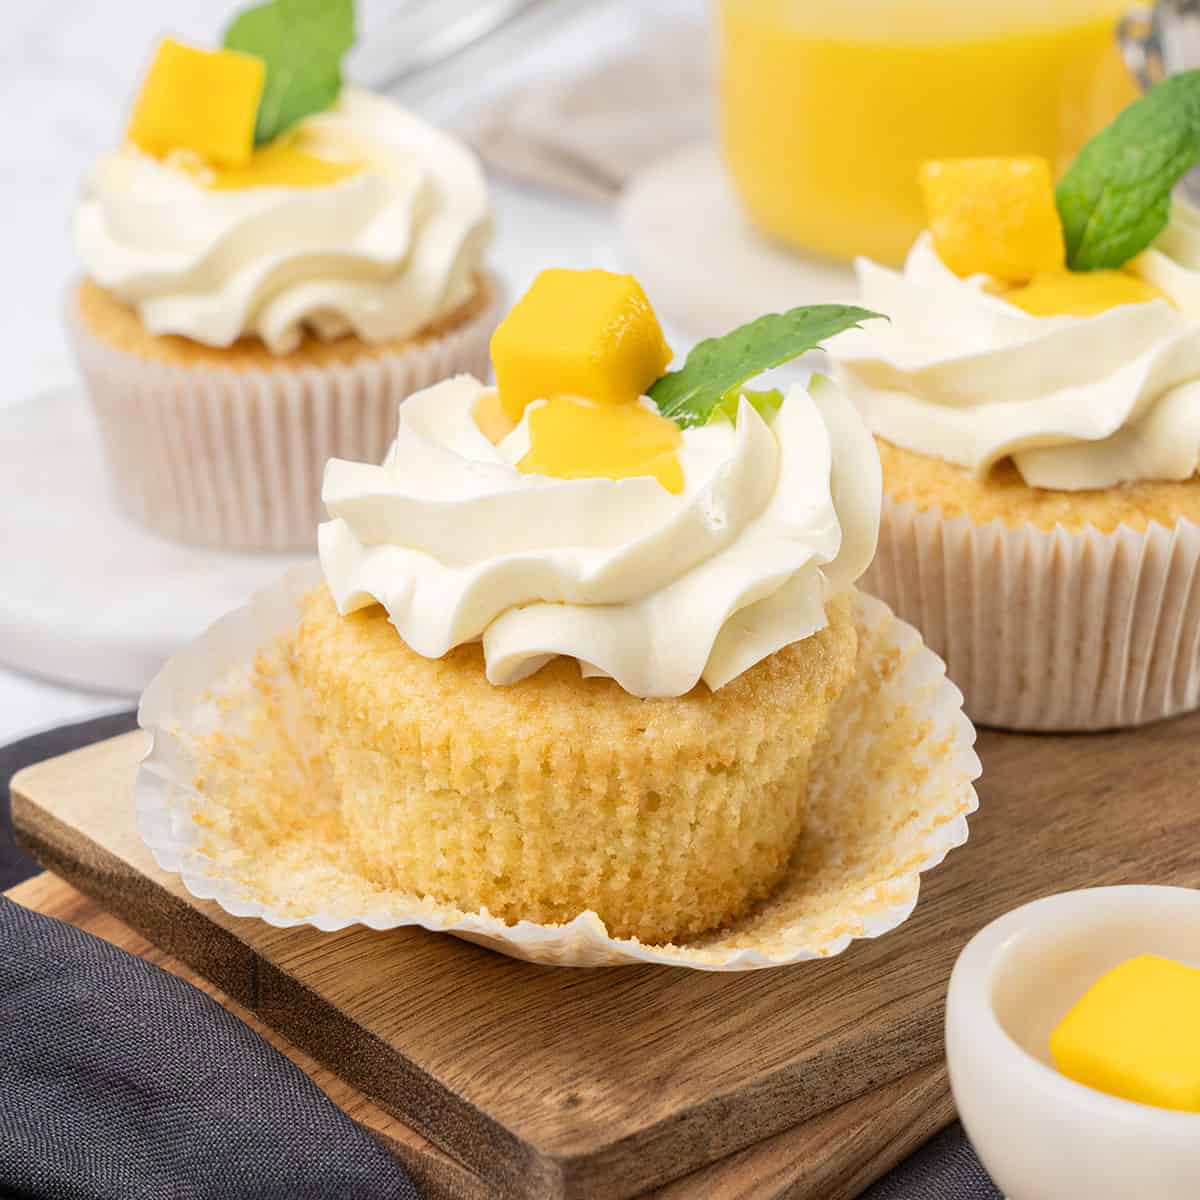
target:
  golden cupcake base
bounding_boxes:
[66,274,503,551]
[877,438,1200,535]
[135,567,978,969]
[863,456,1200,730]
[294,586,859,945]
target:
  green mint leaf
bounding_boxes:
[1057,70,1200,270]
[223,0,355,145]
[647,305,885,429]
[707,387,784,426]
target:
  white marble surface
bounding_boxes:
[0,0,704,744]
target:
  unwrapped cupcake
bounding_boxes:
[305,270,884,943]
[831,74,1200,731]
[136,270,981,965]
[69,1,498,550]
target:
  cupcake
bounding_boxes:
[287,269,884,944]
[831,80,1200,730]
[68,7,497,551]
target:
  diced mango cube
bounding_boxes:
[1004,270,1169,317]
[127,37,265,169]
[1049,955,1200,1112]
[491,269,673,421]
[920,157,1065,284]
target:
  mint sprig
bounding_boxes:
[1057,70,1200,271]
[224,0,355,145]
[647,305,884,429]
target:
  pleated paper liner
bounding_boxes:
[135,567,980,970]
[862,494,1200,731]
[66,274,504,552]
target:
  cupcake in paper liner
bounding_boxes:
[67,14,499,551]
[831,127,1200,731]
[135,269,979,968]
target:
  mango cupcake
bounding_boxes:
[298,272,883,942]
[69,2,497,550]
[832,75,1200,731]
[136,271,982,963]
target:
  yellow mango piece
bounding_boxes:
[205,139,361,191]
[473,390,517,445]
[1050,955,1200,1112]
[920,157,1065,284]
[1004,270,1169,317]
[490,269,673,422]
[127,37,265,169]
[518,396,684,494]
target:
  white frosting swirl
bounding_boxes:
[74,88,492,353]
[832,219,1200,491]
[318,375,881,698]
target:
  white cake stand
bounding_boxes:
[619,143,857,340]
[0,386,311,697]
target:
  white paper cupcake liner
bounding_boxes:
[861,494,1200,732]
[135,567,979,970]
[66,276,503,552]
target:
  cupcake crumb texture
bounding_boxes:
[289,585,859,945]
[178,590,977,962]
[879,438,1200,534]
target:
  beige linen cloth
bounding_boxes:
[466,23,710,202]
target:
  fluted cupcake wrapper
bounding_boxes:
[65,278,503,552]
[861,495,1200,732]
[134,564,979,970]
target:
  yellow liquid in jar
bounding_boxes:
[718,0,1137,265]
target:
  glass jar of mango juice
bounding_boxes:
[718,0,1137,265]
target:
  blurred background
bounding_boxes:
[2,0,706,404]
[0,0,1154,740]
[0,0,704,739]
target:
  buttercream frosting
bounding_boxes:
[74,88,491,353]
[833,219,1200,491]
[318,374,881,698]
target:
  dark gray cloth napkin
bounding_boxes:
[861,1123,1001,1199]
[1,712,1001,1199]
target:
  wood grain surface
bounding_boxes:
[4,871,950,1200]
[13,715,1200,1197]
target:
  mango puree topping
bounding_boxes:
[1003,270,1168,316]
[202,136,361,190]
[920,155,1171,317]
[472,391,517,445]
[486,268,683,493]
[1050,954,1200,1112]
[518,396,683,493]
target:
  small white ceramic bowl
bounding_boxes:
[946,886,1200,1200]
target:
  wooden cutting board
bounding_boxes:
[12,717,1200,1197]
[2,873,947,1200]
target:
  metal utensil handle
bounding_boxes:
[1118,4,1165,91]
